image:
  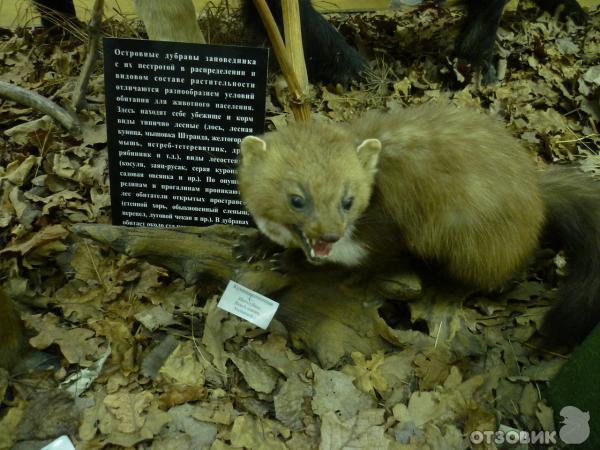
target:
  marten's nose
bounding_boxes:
[320,233,340,243]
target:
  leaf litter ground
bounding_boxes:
[0,3,599,449]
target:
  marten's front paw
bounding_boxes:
[234,232,283,263]
[268,249,313,274]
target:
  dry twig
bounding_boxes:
[71,0,105,112]
[252,0,311,121]
[0,80,80,135]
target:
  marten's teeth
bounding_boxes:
[308,238,317,258]
[309,238,322,258]
[309,239,333,257]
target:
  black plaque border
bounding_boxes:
[103,37,268,227]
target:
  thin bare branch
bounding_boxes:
[0,80,81,135]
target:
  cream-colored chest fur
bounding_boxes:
[327,231,368,266]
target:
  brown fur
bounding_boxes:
[239,103,544,288]
[238,123,379,255]
[238,102,600,343]
[349,104,544,288]
[0,289,24,371]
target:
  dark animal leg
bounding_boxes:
[234,232,284,263]
[33,0,77,28]
[533,0,588,24]
[242,0,366,85]
[455,0,507,84]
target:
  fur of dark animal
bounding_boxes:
[33,0,77,28]
[538,168,600,344]
[242,0,366,85]
[0,289,24,371]
[243,0,588,85]
[31,0,588,85]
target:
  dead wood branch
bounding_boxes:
[72,0,104,112]
[71,224,284,289]
[0,81,81,135]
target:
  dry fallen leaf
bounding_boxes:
[26,313,105,365]
[158,341,207,388]
[229,415,289,450]
[0,224,68,256]
[311,365,375,420]
[1,4,598,448]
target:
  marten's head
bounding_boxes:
[238,121,381,264]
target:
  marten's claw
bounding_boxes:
[233,232,283,264]
[267,249,308,274]
[268,254,285,273]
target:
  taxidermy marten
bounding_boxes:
[237,103,600,345]
[0,289,25,371]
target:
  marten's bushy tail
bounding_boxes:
[539,166,600,344]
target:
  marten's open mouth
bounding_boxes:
[292,227,333,263]
[307,238,333,259]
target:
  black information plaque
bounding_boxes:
[103,37,268,227]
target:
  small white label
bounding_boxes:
[41,436,76,450]
[217,281,279,329]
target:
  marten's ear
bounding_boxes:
[356,139,382,172]
[240,136,267,164]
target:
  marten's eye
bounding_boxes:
[289,195,306,209]
[341,196,354,211]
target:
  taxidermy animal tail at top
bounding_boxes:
[539,167,600,344]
